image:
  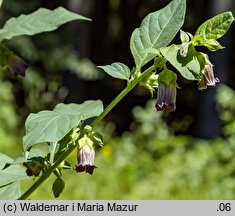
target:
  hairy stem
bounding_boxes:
[19,65,155,200]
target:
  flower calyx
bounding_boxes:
[23,157,45,177]
[198,62,219,90]
[75,135,97,175]
[75,125,103,175]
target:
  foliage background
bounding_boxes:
[0,0,235,199]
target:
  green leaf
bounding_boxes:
[23,100,103,151]
[0,153,12,170]
[0,165,27,186]
[130,0,186,69]
[194,12,234,41]
[0,153,23,199]
[0,0,3,8]
[0,181,20,200]
[98,62,130,80]
[0,153,28,186]
[160,44,203,80]
[52,177,65,198]
[180,30,190,43]
[0,7,90,41]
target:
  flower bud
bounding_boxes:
[8,55,28,77]
[156,83,176,112]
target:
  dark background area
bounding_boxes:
[1,0,235,138]
[1,0,235,200]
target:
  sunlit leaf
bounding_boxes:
[0,153,12,170]
[180,30,190,43]
[0,181,20,200]
[98,62,130,80]
[23,100,103,151]
[23,110,81,151]
[0,7,90,41]
[0,165,27,186]
[130,0,186,69]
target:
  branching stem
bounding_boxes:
[18,65,155,200]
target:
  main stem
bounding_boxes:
[19,65,155,200]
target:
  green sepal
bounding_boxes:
[90,132,104,147]
[179,42,191,57]
[180,30,190,43]
[195,11,234,41]
[158,69,177,87]
[160,44,204,81]
[139,72,158,97]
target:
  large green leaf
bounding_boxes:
[160,45,203,80]
[23,100,103,151]
[130,0,186,69]
[0,7,90,41]
[194,12,234,40]
[98,63,130,80]
[0,165,27,186]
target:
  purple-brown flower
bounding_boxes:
[155,69,177,112]
[198,64,219,90]
[156,83,176,112]
[76,144,97,175]
[8,55,28,77]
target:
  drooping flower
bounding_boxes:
[198,64,219,90]
[8,55,28,77]
[75,135,97,175]
[155,69,177,112]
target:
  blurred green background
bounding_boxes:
[1,0,235,199]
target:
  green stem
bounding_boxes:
[18,64,155,200]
